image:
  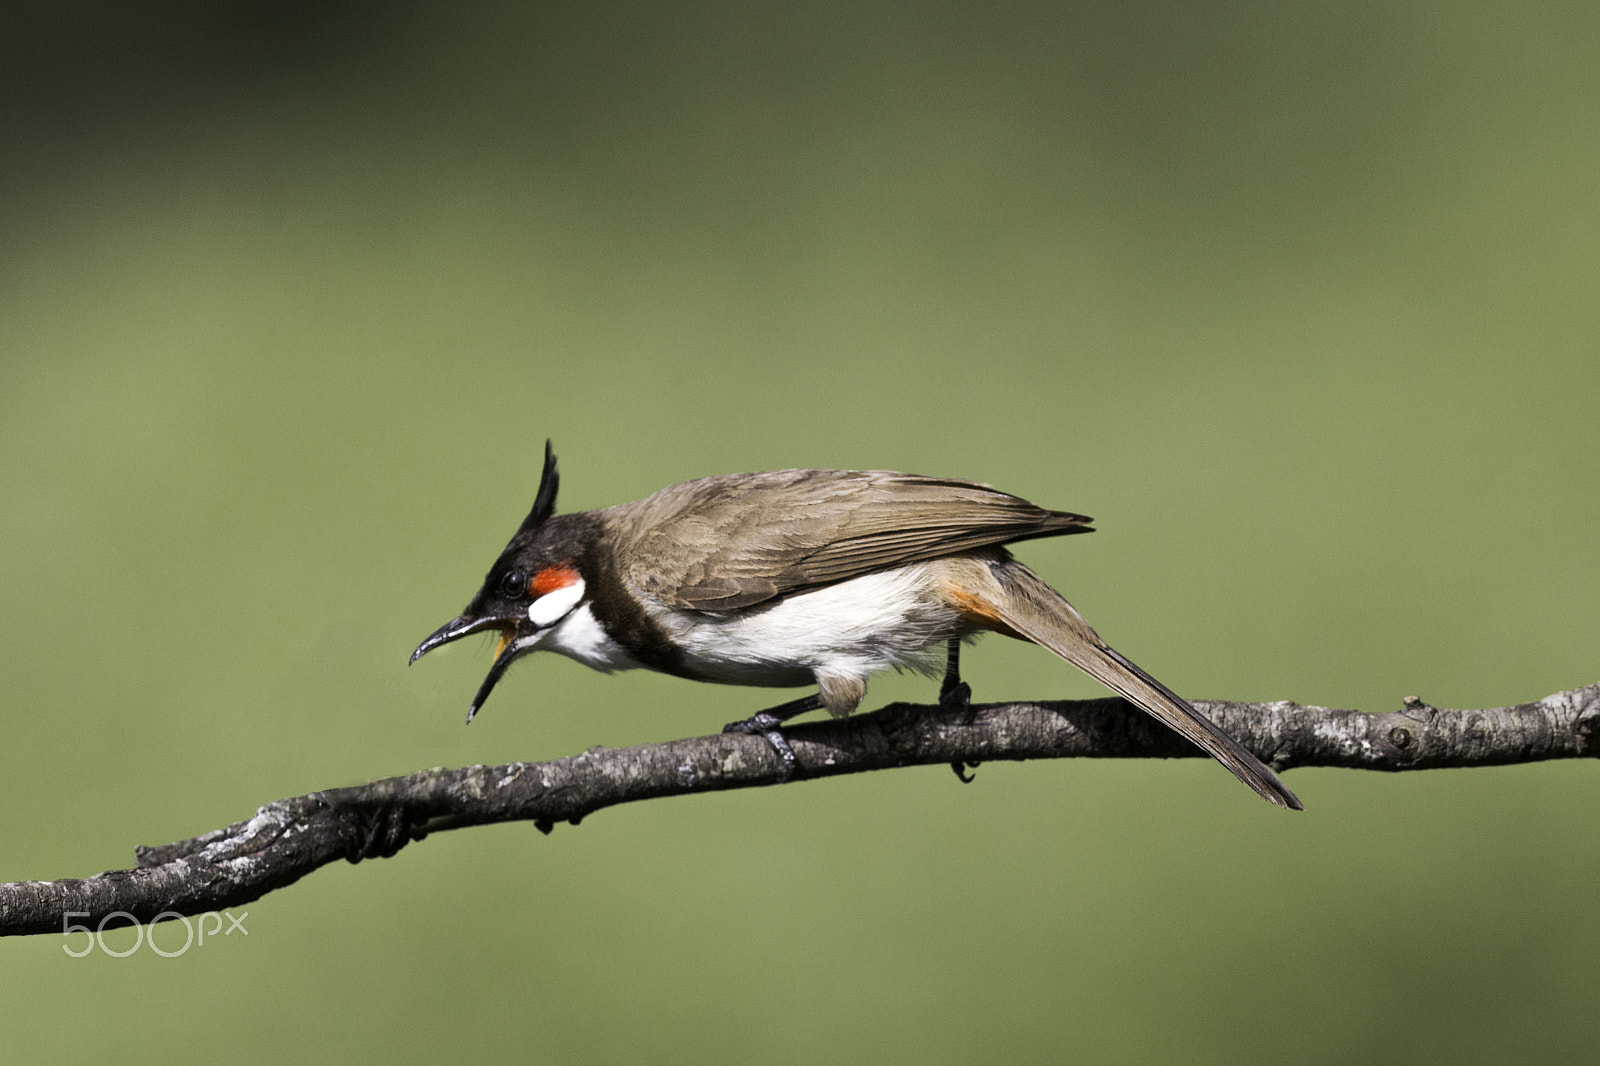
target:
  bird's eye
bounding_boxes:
[498,570,528,598]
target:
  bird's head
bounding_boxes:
[410,441,593,721]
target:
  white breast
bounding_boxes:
[644,563,971,688]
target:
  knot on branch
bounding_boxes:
[1573,703,1600,757]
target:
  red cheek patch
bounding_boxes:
[530,565,580,596]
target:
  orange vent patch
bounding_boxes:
[944,582,1023,639]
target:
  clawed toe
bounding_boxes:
[949,760,981,783]
[723,711,783,735]
[723,718,799,781]
[939,679,972,715]
[722,693,823,781]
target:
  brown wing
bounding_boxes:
[605,469,1093,611]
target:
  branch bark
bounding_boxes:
[4,683,1598,937]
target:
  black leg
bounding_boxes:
[939,637,972,715]
[723,693,823,781]
[940,638,981,783]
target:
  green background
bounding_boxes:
[4,3,1597,1061]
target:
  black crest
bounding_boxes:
[515,439,560,535]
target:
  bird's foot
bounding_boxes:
[722,713,800,781]
[721,694,822,782]
[939,678,978,781]
[938,679,973,722]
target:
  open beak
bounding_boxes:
[410,614,524,722]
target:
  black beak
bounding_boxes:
[410,615,503,664]
[411,614,528,723]
[465,647,519,723]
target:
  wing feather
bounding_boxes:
[606,469,1092,611]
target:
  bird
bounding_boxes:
[410,442,1302,810]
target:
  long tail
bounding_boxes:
[950,557,1303,810]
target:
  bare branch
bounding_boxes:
[4,683,1597,937]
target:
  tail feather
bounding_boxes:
[979,561,1303,811]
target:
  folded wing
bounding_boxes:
[608,469,1093,611]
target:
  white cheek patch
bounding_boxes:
[528,577,586,628]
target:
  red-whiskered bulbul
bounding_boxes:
[411,443,1302,810]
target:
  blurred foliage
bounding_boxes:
[3,2,1598,1062]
